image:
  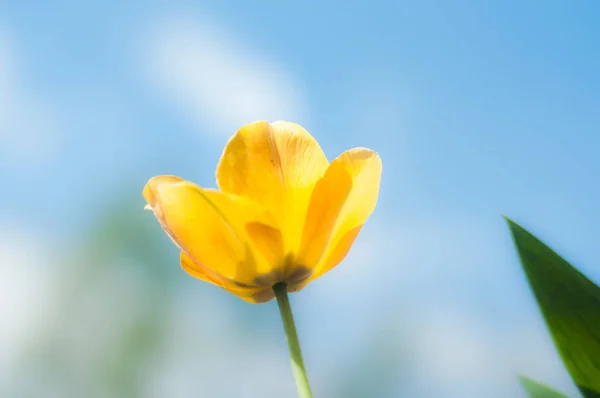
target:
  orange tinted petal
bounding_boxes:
[222,285,276,304]
[310,225,363,281]
[311,148,382,279]
[179,252,222,287]
[181,252,274,303]
[295,160,353,270]
[143,176,282,285]
[245,222,285,268]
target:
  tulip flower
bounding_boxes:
[143,120,381,397]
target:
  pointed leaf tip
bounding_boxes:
[503,214,520,230]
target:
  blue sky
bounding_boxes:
[1,1,600,397]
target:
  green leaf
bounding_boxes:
[519,375,568,397]
[506,218,600,397]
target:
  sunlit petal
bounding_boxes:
[295,160,353,271]
[144,176,283,285]
[216,121,329,253]
[311,148,382,279]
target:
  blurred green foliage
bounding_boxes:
[10,193,405,398]
[520,376,568,398]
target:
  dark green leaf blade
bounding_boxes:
[519,375,568,398]
[506,218,600,397]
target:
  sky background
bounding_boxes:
[1,1,600,397]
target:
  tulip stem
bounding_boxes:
[273,283,313,398]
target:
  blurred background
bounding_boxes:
[1,1,599,397]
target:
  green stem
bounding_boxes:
[273,283,313,398]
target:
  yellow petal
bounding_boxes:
[226,287,275,304]
[216,121,329,253]
[143,175,282,285]
[245,222,285,269]
[181,252,275,303]
[295,159,353,271]
[179,252,222,287]
[313,225,362,279]
[143,175,183,206]
[311,148,382,279]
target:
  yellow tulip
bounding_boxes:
[143,120,382,303]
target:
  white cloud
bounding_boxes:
[142,16,307,139]
[0,225,57,387]
[409,307,511,398]
[0,29,62,168]
[406,306,578,398]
